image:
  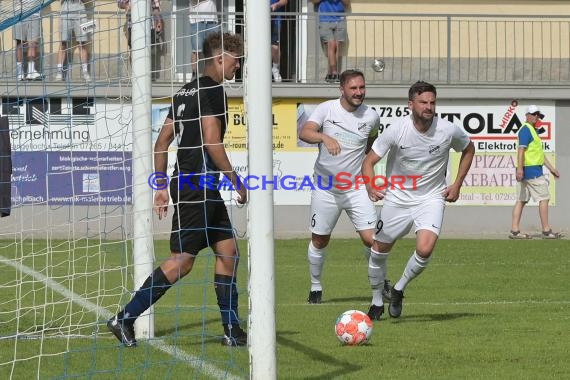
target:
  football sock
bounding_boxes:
[28,61,36,73]
[214,274,240,326]
[308,241,325,291]
[121,267,172,321]
[394,250,431,291]
[369,249,389,305]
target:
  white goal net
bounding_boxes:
[0,0,265,378]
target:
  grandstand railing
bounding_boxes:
[0,11,569,85]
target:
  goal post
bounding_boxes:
[0,0,277,377]
[245,0,277,378]
[130,0,155,341]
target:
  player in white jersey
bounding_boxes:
[362,81,475,318]
[299,69,389,317]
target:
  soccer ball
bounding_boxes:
[335,310,373,346]
[371,58,385,72]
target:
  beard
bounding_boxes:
[346,96,364,108]
[412,110,434,127]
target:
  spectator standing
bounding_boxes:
[311,0,349,83]
[55,0,91,82]
[509,105,561,239]
[13,5,43,80]
[118,0,163,80]
[118,0,163,50]
[270,0,287,82]
[189,0,218,81]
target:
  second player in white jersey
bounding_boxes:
[362,81,475,320]
[372,112,471,206]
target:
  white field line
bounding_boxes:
[279,300,570,307]
[154,300,570,309]
[0,254,243,380]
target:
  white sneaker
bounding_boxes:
[26,71,43,80]
[83,71,92,82]
[272,68,282,83]
[16,66,24,81]
[55,72,64,81]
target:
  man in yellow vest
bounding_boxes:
[510,105,561,239]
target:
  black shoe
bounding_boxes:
[367,304,384,321]
[332,74,340,83]
[325,74,333,83]
[382,279,392,302]
[221,324,247,347]
[389,288,404,318]
[307,290,322,304]
[107,315,137,347]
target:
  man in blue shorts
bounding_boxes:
[270,0,287,82]
[311,0,350,83]
[189,0,219,80]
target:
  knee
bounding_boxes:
[415,246,433,259]
[216,251,240,267]
[176,254,195,276]
[373,241,392,253]
[312,235,330,250]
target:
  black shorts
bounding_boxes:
[169,184,234,255]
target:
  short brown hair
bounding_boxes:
[339,69,365,86]
[408,81,437,101]
[203,32,244,59]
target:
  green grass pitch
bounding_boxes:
[0,238,568,379]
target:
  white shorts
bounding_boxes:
[517,176,550,202]
[375,198,445,243]
[310,187,378,235]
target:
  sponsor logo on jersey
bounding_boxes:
[428,145,440,155]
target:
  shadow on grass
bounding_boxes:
[389,312,479,323]
[277,331,361,379]
[157,319,217,336]
[325,296,369,303]
[155,318,229,345]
